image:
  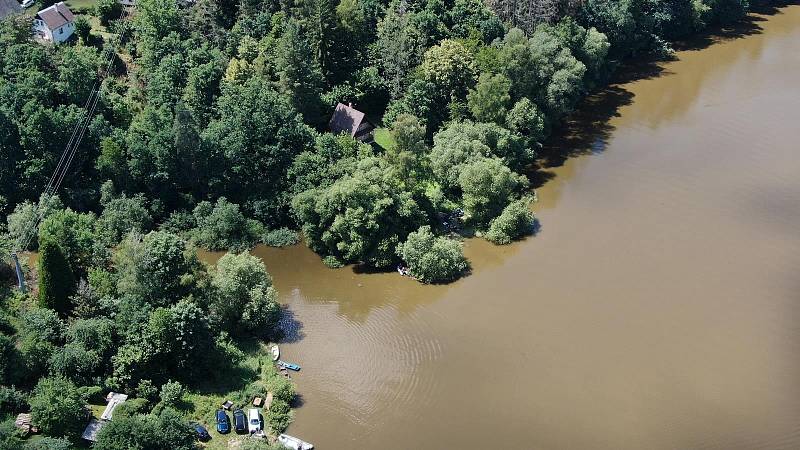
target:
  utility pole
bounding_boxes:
[11,253,26,292]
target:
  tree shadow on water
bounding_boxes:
[277,306,305,343]
[527,1,794,189]
[530,82,636,187]
[676,16,767,51]
[673,1,796,52]
[291,393,306,409]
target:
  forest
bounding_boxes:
[0,0,775,448]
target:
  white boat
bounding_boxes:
[270,345,280,361]
[278,434,314,450]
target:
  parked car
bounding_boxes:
[232,409,247,434]
[194,424,211,441]
[215,409,230,434]
[248,408,262,433]
[21,0,35,8]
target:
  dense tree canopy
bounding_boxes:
[29,376,88,439]
[397,226,468,283]
[0,0,773,442]
[293,157,427,268]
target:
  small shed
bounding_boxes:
[14,413,36,435]
[329,103,375,143]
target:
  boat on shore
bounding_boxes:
[277,360,301,371]
[277,433,314,449]
[270,345,280,361]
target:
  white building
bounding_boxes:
[33,2,75,44]
[81,392,128,443]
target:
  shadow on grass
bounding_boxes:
[192,362,259,395]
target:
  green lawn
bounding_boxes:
[373,127,396,151]
[63,0,98,13]
[179,342,292,449]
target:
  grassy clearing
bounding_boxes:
[63,0,98,13]
[88,402,106,419]
[373,127,395,151]
[179,341,296,449]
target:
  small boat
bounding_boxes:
[278,433,314,450]
[270,345,280,361]
[277,360,301,371]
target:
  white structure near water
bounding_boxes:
[33,2,75,44]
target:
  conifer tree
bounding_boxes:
[38,239,75,317]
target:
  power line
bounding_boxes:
[11,6,135,287]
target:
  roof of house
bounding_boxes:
[81,418,105,442]
[329,103,373,137]
[14,413,32,428]
[0,0,21,21]
[36,2,74,30]
[100,392,128,421]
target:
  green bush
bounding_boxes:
[29,376,87,439]
[322,255,344,268]
[397,226,469,284]
[190,198,264,251]
[262,228,300,247]
[159,380,183,407]
[22,436,73,450]
[0,386,28,414]
[112,398,150,420]
[135,380,158,403]
[485,198,535,245]
[95,0,122,26]
[74,16,91,43]
[93,407,194,450]
[266,399,292,432]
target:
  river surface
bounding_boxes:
[208,6,800,449]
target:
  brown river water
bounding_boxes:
[203,5,800,449]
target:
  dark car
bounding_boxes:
[194,424,211,441]
[215,409,230,434]
[232,409,247,434]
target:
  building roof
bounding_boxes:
[101,392,128,421]
[36,2,74,31]
[0,0,21,21]
[329,103,373,138]
[14,413,32,428]
[81,418,105,442]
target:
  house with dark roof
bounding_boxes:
[33,2,75,44]
[329,103,375,143]
[0,0,21,21]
